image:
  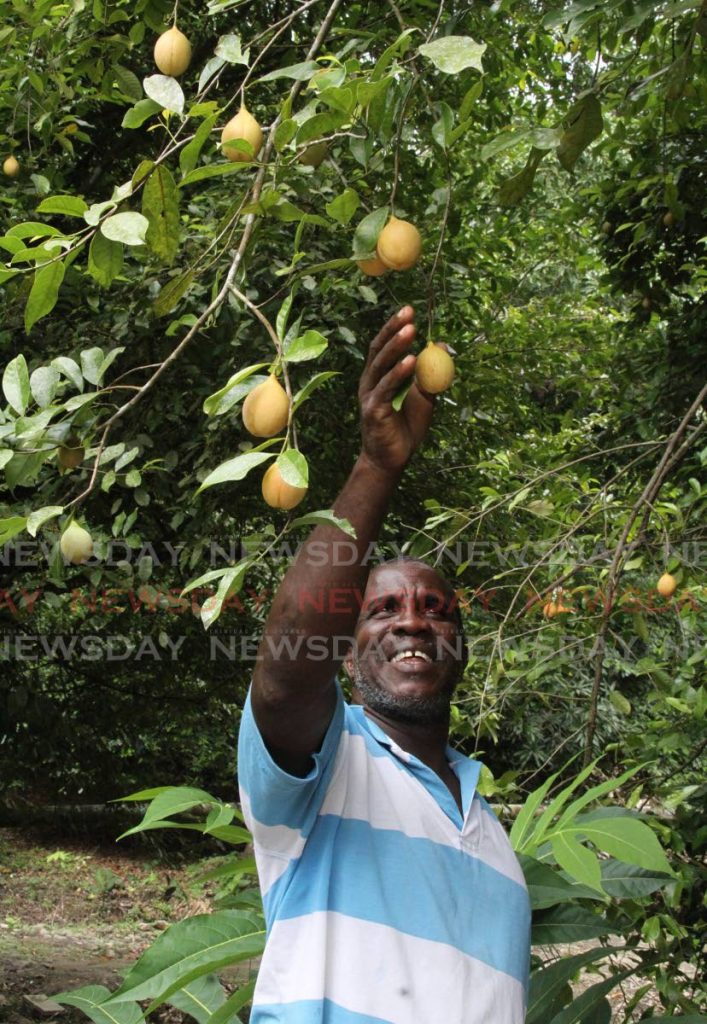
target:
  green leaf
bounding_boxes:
[353,207,388,258]
[29,366,59,408]
[197,451,274,493]
[179,162,252,187]
[548,970,634,1024]
[0,516,27,545]
[284,330,328,363]
[296,111,348,146]
[207,980,256,1024]
[142,164,180,264]
[520,856,602,909]
[600,859,673,899]
[111,904,257,1013]
[277,449,308,488]
[527,947,625,1024]
[551,832,603,892]
[418,35,486,74]
[326,188,359,225]
[101,212,149,246]
[292,371,339,411]
[274,118,297,151]
[201,561,251,631]
[27,505,64,537]
[557,94,603,172]
[122,98,162,129]
[54,985,142,1024]
[36,195,88,217]
[258,60,319,82]
[25,260,65,333]
[180,115,218,175]
[143,74,185,115]
[567,816,673,875]
[118,787,223,838]
[289,509,356,537]
[511,770,558,851]
[7,221,63,240]
[531,904,619,945]
[80,347,105,386]
[153,269,194,316]
[202,364,270,416]
[276,291,295,342]
[432,101,454,149]
[3,354,30,413]
[88,231,124,288]
[51,356,83,391]
[167,974,226,1023]
[111,64,143,101]
[498,147,547,207]
[215,33,249,65]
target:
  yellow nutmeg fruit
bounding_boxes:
[222,107,263,162]
[262,463,307,510]
[356,254,388,277]
[3,155,19,177]
[60,522,94,565]
[376,216,422,271]
[414,341,455,394]
[154,26,192,77]
[657,572,677,598]
[242,374,290,437]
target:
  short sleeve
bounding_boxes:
[237,683,345,844]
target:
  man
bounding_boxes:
[238,306,531,1023]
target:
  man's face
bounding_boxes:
[345,562,466,725]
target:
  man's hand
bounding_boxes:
[358,306,435,474]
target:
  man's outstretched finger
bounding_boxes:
[364,306,415,370]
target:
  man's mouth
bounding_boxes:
[390,649,433,664]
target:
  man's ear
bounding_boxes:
[343,644,354,681]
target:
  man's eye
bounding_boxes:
[423,595,446,615]
[373,596,397,615]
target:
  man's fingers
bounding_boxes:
[361,322,416,396]
[364,306,415,371]
[368,353,416,406]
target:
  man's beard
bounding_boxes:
[350,650,454,726]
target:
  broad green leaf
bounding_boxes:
[201,560,251,631]
[0,451,13,471]
[519,856,602,909]
[0,516,27,545]
[326,188,359,225]
[550,832,603,892]
[25,260,65,333]
[274,118,297,151]
[51,356,83,391]
[153,269,194,316]
[258,60,319,82]
[528,761,596,851]
[292,371,339,411]
[101,212,149,246]
[215,33,249,65]
[7,221,63,240]
[84,200,118,227]
[548,970,633,1024]
[122,98,161,129]
[277,449,308,488]
[207,979,256,1024]
[284,330,328,363]
[600,859,673,899]
[197,451,274,493]
[80,347,105,386]
[567,816,673,875]
[118,787,223,838]
[54,985,142,1024]
[498,148,547,207]
[527,947,625,1024]
[27,505,64,537]
[510,770,558,851]
[198,56,225,92]
[554,763,642,831]
[88,232,124,288]
[289,510,356,537]
[180,115,218,175]
[111,64,143,101]
[531,904,619,945]
[276,290,295,342]
[29,366,59,408]
[202,364,270,416]
[36,195,88,217]
[142,164,180,264]
[353,207,388,258]
[432,101,454,149]
[179,162,251,187]
[3,354,30,413]
[418,35,486,74]
[296,111,348,146]
[167,974,226,1023]
[64,393,99,412]
[143,74,185,115]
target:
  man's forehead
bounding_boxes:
[364,561,454,599]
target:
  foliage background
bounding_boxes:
[0,0,705,1019]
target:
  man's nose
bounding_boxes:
[393,599,430,633]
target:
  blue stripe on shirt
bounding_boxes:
[263,814,531,983]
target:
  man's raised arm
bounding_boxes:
[250,305,435,774]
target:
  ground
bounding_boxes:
[0,827,256,1024]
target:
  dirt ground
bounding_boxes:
[0,826,255,1023]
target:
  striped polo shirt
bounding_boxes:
[238,686,531,1024]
